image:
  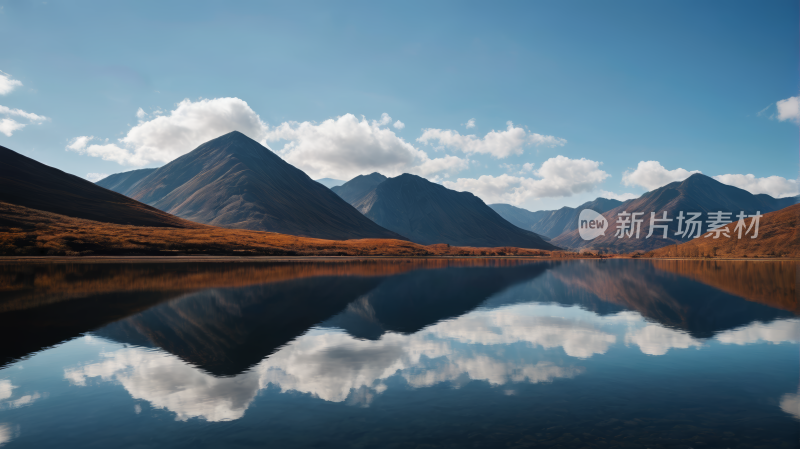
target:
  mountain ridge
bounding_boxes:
[552,173,797,252]
[0,145,192,228]
[99,131,406,240]
[490,198,623,239]
[335,173,557,249]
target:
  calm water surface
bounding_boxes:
[0,259,797,448]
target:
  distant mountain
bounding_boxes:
[96,168,156,194]
[336,173,557,249]
[0,145,191,228]
[315,178,345,188]
[331,172,387,204]
[100,131,405,240]
[490,197,622,239]
[552,173,797,252]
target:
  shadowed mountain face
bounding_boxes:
[95,277,385,376]
[101,132,405,240]
[320,263,553,340]
[337,173,557,249]
[331,172,387,204]
[552,174,798,252]
[491,198,622,239]
[0,145,191,228]
[96,168,156,194]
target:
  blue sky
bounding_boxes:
[0,0,797,210]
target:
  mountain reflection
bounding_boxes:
[1,259,798,424]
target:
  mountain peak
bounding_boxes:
[99,133,405,240]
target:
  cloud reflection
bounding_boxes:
[715,319,800,346]
[625,325,703,356]
[0,423,14,447]
[66,304,600,421]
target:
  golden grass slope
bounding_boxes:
[0,201,566,258]
[647,203,800,258]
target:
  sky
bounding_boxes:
[0,0,797,211]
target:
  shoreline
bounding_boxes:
[0,255,796,264]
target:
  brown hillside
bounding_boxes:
[0,145,193,228]
[0,202,562,258]
[648,203,800,258]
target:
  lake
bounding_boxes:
[0,258,797,448]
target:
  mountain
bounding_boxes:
[96,168,156,194]
[315,178,344,188]
[331,172,387,203]
[490,197,622,239]
[649,203,800,258]
[337,173,557,249]
[99,131,405,240]
[552,173,797,252]
[0,145,191,228]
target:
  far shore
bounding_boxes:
[0,255,796,264]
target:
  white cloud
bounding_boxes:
[713,174,799,198]
[500,162,536,175]
[418,121,566,159]
[86,173,109,182]
[597,190,638,202]
[0,118,25,137]
[0,104,48,136]
[265,113,468,180]
[443,156,609,205]
[67,136,94,151]
[465,118,476,129]
[776,96,799,123]
[0,71,22,95]
[375,113,392,126]
[67,97,270,166]
[392,120,405,130]
[0,105,47,122]
[136,107,146,120]
[622,161,701,191]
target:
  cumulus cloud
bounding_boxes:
[392,120,405,130]
[776,96,799,123]
[465,118,476,129]
[265,113,468,180]
[713,174,799,198]
[622,161,701,191]
[67,97,270,166]
[443,156,609,205]
[418,121,566,159]
[0,118,24,137]
[0,71,22,95]
[86,173,109,182]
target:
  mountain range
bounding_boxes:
[490,198,623,239]
[97,131,403,240]
[332,173,557,249]
[551,173,797,252]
